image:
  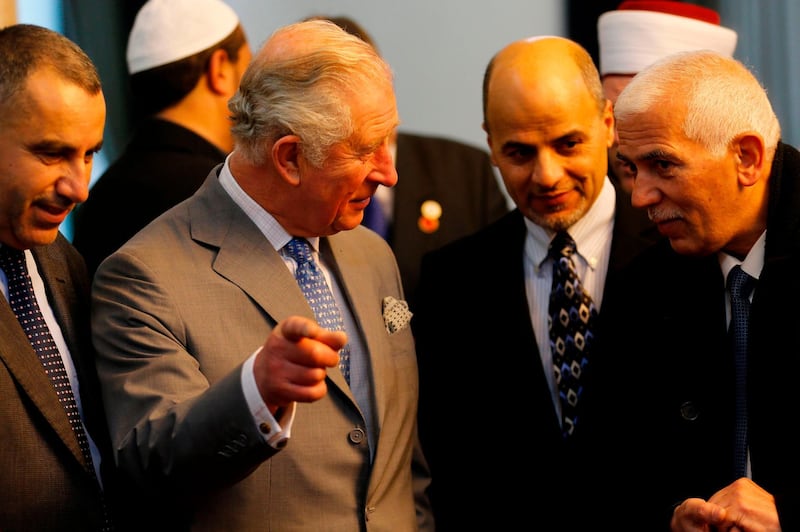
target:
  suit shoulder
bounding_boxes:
[397,131,490,158]
[331,225,395,257]
[422,209,524,263]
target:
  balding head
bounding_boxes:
[483,36,606,133]
[480,36,614,232]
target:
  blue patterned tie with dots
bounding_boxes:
[548,231,597,438]
[285,238,350,384]
[728,265,754,479]
[0,245,112,530]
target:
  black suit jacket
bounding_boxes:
[413,182,658,530]
[72,118,226,277]
[583,141,800,530]
[387,132,509,310]
[0,234,119,530]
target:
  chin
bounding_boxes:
[667,238,706,257]
[22,229,59,248]
[331,219,358,234]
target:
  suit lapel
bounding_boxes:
[0,271,85,463]
[190,175,355,394]
[322,234,387,398]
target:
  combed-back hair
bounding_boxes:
[0,23,101,108]
[615,50,780,157]
[228,19,393,167]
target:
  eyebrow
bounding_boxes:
[618,147,674,164]
[29,139,103,155]
[639,148,674,162]
[501,140,532,152]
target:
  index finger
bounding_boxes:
[279,315,348,351]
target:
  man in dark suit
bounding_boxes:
[389,131,510,309]
[585,50,799,531]
[0,24,118,530]
[306,15,510,310]
[90,19,433,530]
[71,0,252,277]
[412,36,657,530]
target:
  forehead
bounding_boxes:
[616,107,685,159]
[3,68,105,143]
[489,78,599,143]
[487,47,598,135]
[349,79,398,138]
[602,74,633,105]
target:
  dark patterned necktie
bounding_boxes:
[284,238,350,384]
[0,246,113,530]
[728,265,754,479]
[548,232,597,438]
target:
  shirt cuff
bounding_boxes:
[242,347,294,449]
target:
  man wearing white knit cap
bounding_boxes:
[597,0,737,191]
[72,0,252,277]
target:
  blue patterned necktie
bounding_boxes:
[548,231,597,438]
[0,246,112,530]
[284,238,350,384]
[728,265,754,479]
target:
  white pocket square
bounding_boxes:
[382,296,412,334]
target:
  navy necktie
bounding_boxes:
[548,232,597,438]
[728,265,755,479]
[0,246,112,530]
[284,238,351,384]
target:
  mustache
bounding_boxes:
[647,206,683,223]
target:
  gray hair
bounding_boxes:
[0,24,101,107]
[229,19,393,167]
[615,50,780,157]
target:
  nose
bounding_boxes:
[55,158,92,204]
[370,141,398,187]
[532,150,562,188]
[630,173,659,209]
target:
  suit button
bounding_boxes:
[680,401,699,421]
[349,427,366,444]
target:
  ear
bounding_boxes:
[482,122,498,166]
[602,98,615,149]
[272,135,303,186]
[205,48,237,96]
[734,133,766,187]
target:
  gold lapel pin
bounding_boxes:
[418,200,442,234]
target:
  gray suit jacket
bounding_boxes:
[91,167,434,531]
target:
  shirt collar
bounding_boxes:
[218,154,320,253]
[525,175,616,271]
[719,230,766,282]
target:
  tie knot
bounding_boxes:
[0,245,26,276]
[284,238,313,266]
[727,265,755,300]
[548,231,577,260]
